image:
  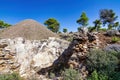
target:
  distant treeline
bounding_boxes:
[44,9,120,33]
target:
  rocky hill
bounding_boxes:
[0,19,58,40]
[0,24,120,79]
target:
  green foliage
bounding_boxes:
[58,31,61,33]
[118,26,120,32]
[63,28,67,33]
[99,28,107,32]
[62,68,82,80]
[113,22,120,30]
[0,20,11,28]
[3,23,11,28]
[0,20,4,27]
[86,49,120,80]
[67,37,73,42]
[100,9,118,29]
[86,49,118,73]
[88,70,120,80]
[44,18,60,33]
[88,70,99,80]
[108,24,113,30]
[111,36,120,43]
[87,70,108,80]
[109,72,120,80]
[88,26,95,32]
[77,12,89,27]
[93,19,102,32]
[77,27,81,32]
[0,72,24,80]
[49,72,56,79]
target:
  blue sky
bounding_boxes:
[0,0,120,32]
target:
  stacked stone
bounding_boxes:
[68,32,100,79]
[38,32,101,80]
[70,32,99,63]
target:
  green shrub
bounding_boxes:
[62,68,82,80]
[87,70,108,80]
[67,37,73,42]
[86,49,118,73]
[99,28,107,32]
[111,36,120,43]
[0,72,24,80]
[49,72,56,79]
[86,49,120,80]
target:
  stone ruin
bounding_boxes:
[38,31,101,79]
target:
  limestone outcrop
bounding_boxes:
[0,37,69,79]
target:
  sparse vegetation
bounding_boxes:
[77,12,89,28]
[44,18,60,33]
[111,36,120,43]
[93,19,102,32]
[86,49,118,73]
[0,20,11,28]
[100,9,119,29]
[99,28,107,32]
[86,49,120,80]
[62,68,82,80]
[0,72,24,80]
[87,70,108,80]
[63,28,68,33]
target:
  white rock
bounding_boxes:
[0,37,69,78]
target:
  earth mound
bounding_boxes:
[0,19,58,40]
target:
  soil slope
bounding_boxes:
[0,19,58,40]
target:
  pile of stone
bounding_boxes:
[69,32,100,79]
[38,31,101,79]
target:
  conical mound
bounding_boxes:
[0,19,58,40]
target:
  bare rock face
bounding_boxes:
[105,30,120,36]
[104,44,120,52]
[0,37,69,79]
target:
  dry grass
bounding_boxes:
[0,19,58,40]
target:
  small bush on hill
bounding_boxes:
[86,49,120,80]
[99,28,107,32]
[0,72,24,80]
[86,49,118,73]
[87,70,108,80]
[62,68,82,80]
[111,36,120,43]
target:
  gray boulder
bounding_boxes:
[104,44,120,52]
[105,30,120,36]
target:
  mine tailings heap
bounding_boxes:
[0,19,58,40]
